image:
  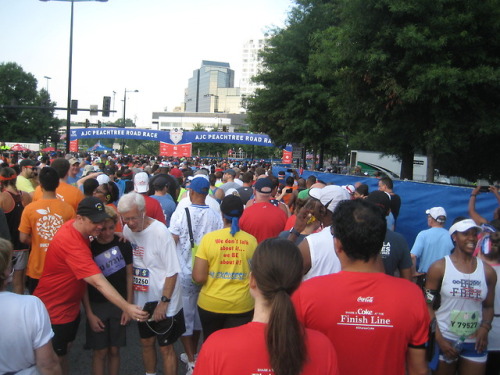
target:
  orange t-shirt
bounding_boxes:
[33,180,84,211]
[106,203,123,232]
[19,198,75,279]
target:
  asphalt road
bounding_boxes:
[69,310,190,375]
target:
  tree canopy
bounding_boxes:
[248,0,346,162]
[0,62,59,143]
[248,0,500,181]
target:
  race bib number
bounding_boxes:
[133,267,150,292]
[94,246,126,277]
[450,310,479,337]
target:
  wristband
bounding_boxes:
[479,325,492,332]
[481,319,492,325]
[470,194,477,197]
[289,228,301,237]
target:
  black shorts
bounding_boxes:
[198,306,253,341]
[138,309,185,347]
[52,315,81,356]
[85,301,126,350]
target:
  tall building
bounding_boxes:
[240,37,266,97]
[184,60,241,114]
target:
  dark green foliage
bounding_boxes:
[0,62,59,143]
[249,0,500,180]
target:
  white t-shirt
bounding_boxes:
[303,226,341,281]
[0,292,54,375]
[176,194,221,213]
[123,219,182,317]
[169,204,223,280]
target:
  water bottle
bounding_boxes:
[444,336,465,363]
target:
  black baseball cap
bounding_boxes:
[221,195,244,218]
[20,159,36,168]
[77,197,110,223]
[366,191,391,214]
[254,178,273,194]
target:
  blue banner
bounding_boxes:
[70,128,274,147]
[273,167,498,248]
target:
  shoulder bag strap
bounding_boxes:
[185,207,194,248]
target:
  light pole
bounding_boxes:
[122,89,139,128]
[43,76,52,92]
[121,89,138,153]
[40,0,108,154]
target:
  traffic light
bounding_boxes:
[85,119,90,128]
[71,100,78,115]
[97,120,102,128]
[102,96,111,117]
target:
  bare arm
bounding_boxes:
[491,185,500,205]
[84,273,148,321]
[406,347,427,375]
[215,188,224,201]
[399,267,412,281]
[298,239,312,275]
[35,341,62,375]
[76,172,103,188]
[19,231,32,246]
[120,264,134,325]
[152,274,177,322]
[425,260,458,360]
[469,187,488,225]
[475,263,497,351]
[82,286,104,333]
[192,257,209,284]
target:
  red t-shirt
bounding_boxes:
[34,219,101,324]
[193,322,339,375]
[239,202,287,243]
[143,195,166,225]
[292,271,429,375]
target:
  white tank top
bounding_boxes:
[303,226,341,281]
[435,256,487,342]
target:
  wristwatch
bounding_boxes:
[161,295,171,303]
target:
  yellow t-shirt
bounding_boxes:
[196,228,257,314]
[16,175,35,194]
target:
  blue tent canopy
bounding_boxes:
[87,141,113,152]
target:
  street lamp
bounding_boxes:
[122,89,139,128]
[43,76,52,92]
[40,0,108,154]
[121,89,138,154]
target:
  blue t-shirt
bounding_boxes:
[150,194,176,227]
[410,227,454,273]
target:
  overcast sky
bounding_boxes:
[0,0,291,126]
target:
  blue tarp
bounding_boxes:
[273,167,498,248]
[87,142,113,152]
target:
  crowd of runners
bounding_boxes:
[0,151,499,375]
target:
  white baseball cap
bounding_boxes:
[309,185,350,213]
[449,219,482,235]
[426,207,447,223]
[134,172,149,193]
[96,174,110,185]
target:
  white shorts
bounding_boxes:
[13,249,28,270]
[180,277,201,336]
